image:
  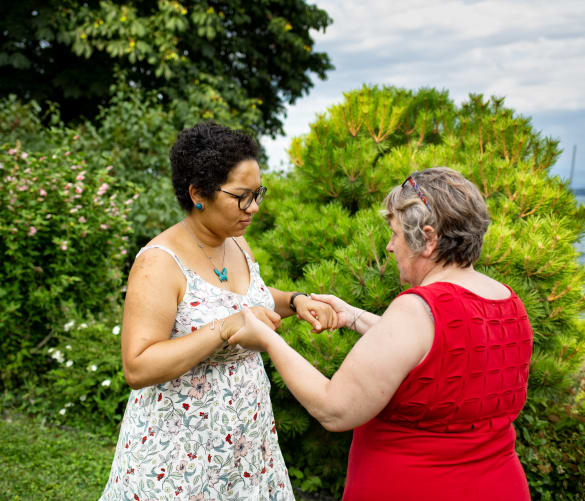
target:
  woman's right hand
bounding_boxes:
[221,307,281,340]
[309,293,356,329]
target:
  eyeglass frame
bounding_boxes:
[401,172,431,211]
[217,185,267,210]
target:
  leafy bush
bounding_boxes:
[0,139,135,389]
[245,85,585,498]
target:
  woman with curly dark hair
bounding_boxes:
[99,122,336,501]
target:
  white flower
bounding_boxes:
[51,350,65,363]
[63,320,75,331]
[112,325,121,335]
[89,364,97,372]
[59,408,66,415]
[65,345,72,350]
[79,323,88,329]
[65,360,74,367]
[48,347,54,354]
[79,395,87,402]
[64,402,73,408]
[101,379,111,387]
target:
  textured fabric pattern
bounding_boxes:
[100,245,294,501]
[343,282,533,501]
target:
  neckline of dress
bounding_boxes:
[183,250,255,298]
[429,281,514,302]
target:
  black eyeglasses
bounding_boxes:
[401,172,431,211]
[217,185,267,210]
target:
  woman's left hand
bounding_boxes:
[228,308,278,351]
[294,296,338,333]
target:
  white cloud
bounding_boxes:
[262,0,585,180]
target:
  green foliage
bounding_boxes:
[0,138,135,390]
[44,309,129,436]
[0,0,333,135]
[0,413,115,500]
[246,85,585,498]
[515,397,585,500]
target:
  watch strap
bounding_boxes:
[289,292,308,313]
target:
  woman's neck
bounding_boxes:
[418,262,474,287]
[183,215,225,248]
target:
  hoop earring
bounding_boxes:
[195,202,203,210]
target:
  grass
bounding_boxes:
[0,412,335,501]
[0,413,115,500]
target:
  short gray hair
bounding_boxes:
[383,167,490,267]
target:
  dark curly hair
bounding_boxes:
[169,121,259,211]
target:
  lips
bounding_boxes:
[240,219,252,225]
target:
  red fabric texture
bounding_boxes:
[343,282,533,501]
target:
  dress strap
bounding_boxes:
[231,237,250,260]
[135,245,188,277]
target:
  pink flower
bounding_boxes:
[189,375,211,399]
[8,148,17,155]
[28,226,37,236]
[105,165,113,172]
[75,186,83,194]
[121,249,127,255]
[76,174,85,181]
[100,224,108,230]
[97,183,109,196]
[21,152,28,159]
[40,156,46,161]
[61,243,68,251]
[234,436,251,458]
[39,188,47,197]
[64,151,70,156]
[73,135,79,140]
[78,216,87,223]
[81,230,87,238]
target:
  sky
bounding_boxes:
[261,0,585,189]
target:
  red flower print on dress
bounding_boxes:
[189,375,211,399]
[134,494,139,501]
[142,436,147,444]
[158,393,162,401]
[183,403,190,411]
[157,473,165,481]
[190,301,200,307]
[244,471,250,477]
[225,433,232,444]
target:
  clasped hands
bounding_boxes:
[223,293,356,351]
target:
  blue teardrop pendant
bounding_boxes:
[214,267,228,282]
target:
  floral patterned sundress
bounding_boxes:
[99,243,294,501]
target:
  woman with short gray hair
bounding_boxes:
[229,166,533,500]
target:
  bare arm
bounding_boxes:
[235,237,337,331]
[310,293,379,335]
[229,294,434,431]
[121,249,279,389]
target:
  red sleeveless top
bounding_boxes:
[343,282,533,501]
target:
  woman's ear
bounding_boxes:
[188,185,202,207]
[421,225,438,257]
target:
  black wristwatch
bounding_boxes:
[289,292,308,313]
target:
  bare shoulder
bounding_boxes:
[234,236,255,261]
[129,246,184,292]
[386,292,432,318]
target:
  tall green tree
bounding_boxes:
[0,0,333,135]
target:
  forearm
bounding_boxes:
[268,287,296,318]
[265,332,342,430]
[124,321,226,389]
[350,308,380,335]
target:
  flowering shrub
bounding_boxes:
[0,139,136,389]
[45,310,130,436]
